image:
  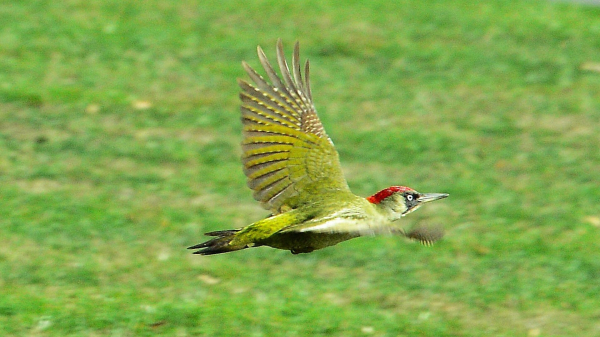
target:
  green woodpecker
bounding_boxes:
[189,40,448,255]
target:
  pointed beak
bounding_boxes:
[417,193,449,204]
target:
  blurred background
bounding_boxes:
[1,0,599,336]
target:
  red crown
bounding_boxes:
[366,186,415,204]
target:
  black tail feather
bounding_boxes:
[204,229,240,237]
[188,229,246,255]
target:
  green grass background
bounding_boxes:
[1,0,600,336]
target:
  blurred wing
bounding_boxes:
[404,224,445,246]
[239,40,350,214]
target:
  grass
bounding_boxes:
[1,0,600,335]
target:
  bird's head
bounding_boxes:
[367,186,448,220]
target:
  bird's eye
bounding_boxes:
[406,194,413,201]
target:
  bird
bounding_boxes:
[188,40,448,255]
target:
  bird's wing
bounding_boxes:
[403,224,445,246]
[239,40,350,214]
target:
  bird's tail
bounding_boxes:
[187,229,248,255]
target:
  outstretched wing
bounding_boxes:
[239,39,350,214]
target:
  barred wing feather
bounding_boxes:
[239,40,350,214]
